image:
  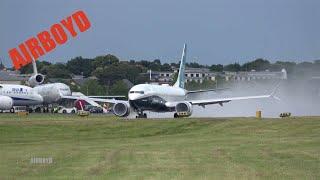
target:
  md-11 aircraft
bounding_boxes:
[0,59,72,112]
[0,58,124,112]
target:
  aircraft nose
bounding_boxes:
[128,93,142,101]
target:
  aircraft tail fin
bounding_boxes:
[31,58,38,75]
[173,44,187,89]
[28,58,45,87]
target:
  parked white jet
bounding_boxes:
[0,59,122,112]
[29,58,124,108]
[0,59,69,112]
[0,59,72,112]
[27,58,72,106]
[89,44,278,118]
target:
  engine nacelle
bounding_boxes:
[0,96,13,110]
[113,102,130,117]
[28,74,45,87]
[175,102,192,117]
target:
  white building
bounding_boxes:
[224,69,287,81]
[157,67,217,83]
[145,68,287,84]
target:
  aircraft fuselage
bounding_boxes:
[128,84,186,112]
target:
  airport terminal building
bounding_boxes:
[224,69,287,81]
[146,68,287,84]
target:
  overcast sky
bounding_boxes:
[1,0,320,67]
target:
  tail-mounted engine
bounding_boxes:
[28,74,45,87]
[113,102,130,117]
[174,101,192,118]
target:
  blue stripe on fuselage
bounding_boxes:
[11,97,37,101]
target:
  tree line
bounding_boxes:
[17,55,320,77]
[8,54,320,95]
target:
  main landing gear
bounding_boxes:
[136,110,147,118]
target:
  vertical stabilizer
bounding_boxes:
[173,44,187,89]
[32,58,38,75]
[28,59,45,87]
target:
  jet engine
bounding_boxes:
[174,101,192,118]
[28,74,45,87]
[113,102,130,117]
[0,96,13,110]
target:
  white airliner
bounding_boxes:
[28,58,123,109]
[0,84,43,112]
[0,58,124,112]
[0,59,69,112]
[89,44,278,118]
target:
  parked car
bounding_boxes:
[53,106,77,114]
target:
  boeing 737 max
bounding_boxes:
[87,44,278,118]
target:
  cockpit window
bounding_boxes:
[129,91,144,94]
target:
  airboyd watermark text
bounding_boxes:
[30,157,53,164]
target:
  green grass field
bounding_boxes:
[0,114,319,179]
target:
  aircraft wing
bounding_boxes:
[62,95,102,107]
[87,97,127,104]
[88,96,126,99]
[189,94,271,107]
[189,84,280,107]
[71,92,125,99]
[61,95,127,105]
